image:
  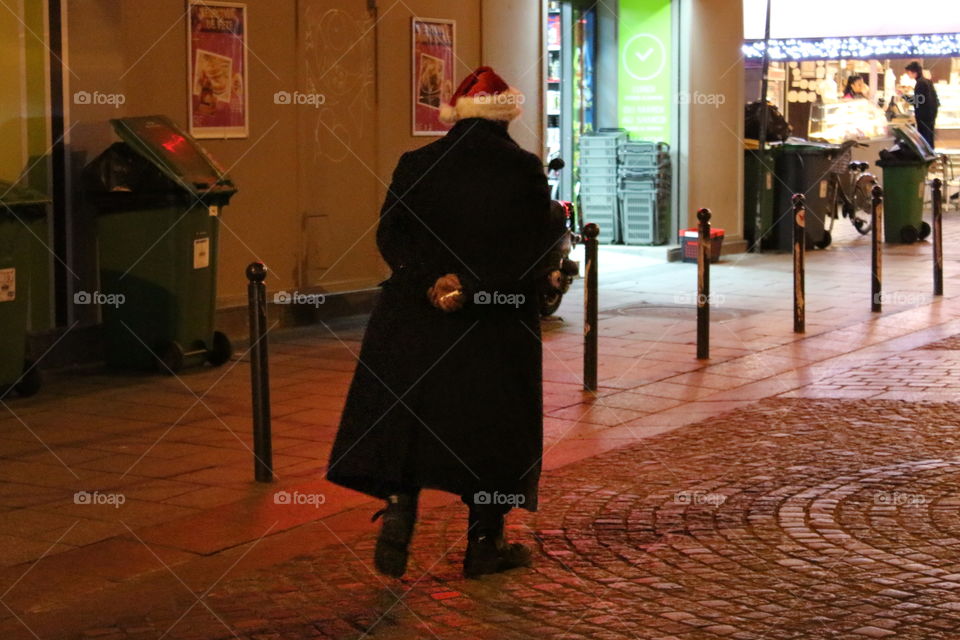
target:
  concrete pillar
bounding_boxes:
[595,1,618,130]
[480,0,545,155]
[678,0,745,251]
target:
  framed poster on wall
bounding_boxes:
[412,17,456,136]
[188,1,249,139]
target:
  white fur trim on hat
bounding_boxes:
[439,87,524,124]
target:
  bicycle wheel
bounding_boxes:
[850,174,876,235]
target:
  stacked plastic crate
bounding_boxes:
[579,131,627,243]
[619,142,672,245]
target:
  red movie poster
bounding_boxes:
[189,1,248,139]
[412,18,456,136]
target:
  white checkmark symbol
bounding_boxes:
[636,48,654,62]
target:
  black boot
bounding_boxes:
[463,503,532,579]
[373,491,418,578]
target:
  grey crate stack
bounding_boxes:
[620,141,672,245]
[579,131,627,244]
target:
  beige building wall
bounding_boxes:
[0,9,27,183]
[66,0,301,310]
[679,0,745,247]
[63,0,545,311]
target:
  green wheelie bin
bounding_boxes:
[744,146,780,251]
[877,126,937,244]
[0,182,49,396]
[772,141,842,251]
[83,115,237,373]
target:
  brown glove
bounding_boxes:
[427,274,465,312]
[546,269,563,291]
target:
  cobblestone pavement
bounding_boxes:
[799,333,960,400]
[5,215,960,639]
[73,396,960,640]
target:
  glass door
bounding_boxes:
[546,0,597,203]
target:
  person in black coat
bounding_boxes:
[904,61,939,149]
[327,67,559,579]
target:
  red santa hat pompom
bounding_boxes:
[439,66,524,124]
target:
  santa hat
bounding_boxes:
[439,66,524,124]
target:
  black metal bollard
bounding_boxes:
[246,262,274,483]
[696,208,711,360]
[933,178,944,297]
[871,185,883,313]
[792,194,806,334]
[582,223,599,392]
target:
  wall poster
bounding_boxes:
[412,17,456,136]
[189,1,249,139]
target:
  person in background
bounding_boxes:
[904,61,940,149]
[843,75,868,100]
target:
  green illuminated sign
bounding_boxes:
[618,0,672,142]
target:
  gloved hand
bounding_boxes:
[427,274,465,312]
[546,269,564,292]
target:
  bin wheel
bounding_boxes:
[919,221,931,240]
[815,231,832,249]
[13,361,41,398]
[157,341,185,374]
[900,225,919,244]
[208,331,233,366]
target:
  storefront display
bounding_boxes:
[750,57,960,154]
[808,100,888,143]
[937,83,960,131]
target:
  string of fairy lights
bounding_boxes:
[743,33,960,61]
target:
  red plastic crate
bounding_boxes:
[680,228,724,263]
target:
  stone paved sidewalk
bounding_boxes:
[69,393,960,639]
[3,214,960,638]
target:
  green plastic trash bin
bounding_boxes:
[877,127,937,244]
[744,147,779,250]
[773,141,842,251]
[84,115,237,373]
[0,182,49,396]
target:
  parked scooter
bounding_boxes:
[540,158,580,317]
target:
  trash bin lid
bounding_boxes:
[0,180,50,215]
[890,126,937,163]
[109,115,237,197]
[779,139,842,155]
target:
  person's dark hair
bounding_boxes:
[906,61,923,75]
[843,75,863,96]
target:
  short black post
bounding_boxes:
[696,208,711,360]
[583,223,599,392]
[933,178,944,296]
[792,194,806,334]
[246,262,273,483]
[871,185,883,313]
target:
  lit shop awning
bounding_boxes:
[743,34,960,61]
[742,0,960,60]
[743,0,960,40]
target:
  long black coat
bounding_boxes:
[327,118,555,511]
